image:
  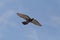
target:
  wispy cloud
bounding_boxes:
[0,10,18,39]
[0,9,21,31]
[26,28,39,40]
[51,16,60,25]
[47,16,60,28]
[0,10,15,23]
[49,16,60,28]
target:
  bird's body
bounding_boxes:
[22,18,34,25]
[17,13,42,26]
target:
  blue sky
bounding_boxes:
[0,0,60,40]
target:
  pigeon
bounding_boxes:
[17,13,42,26]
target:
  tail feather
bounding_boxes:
[22,21,28,25]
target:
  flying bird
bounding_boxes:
[17,13,42,26]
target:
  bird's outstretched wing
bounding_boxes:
[17,13,31,20]
[31,19,42,26]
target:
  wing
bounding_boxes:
[31,19,42,26]
[17,13,31,20]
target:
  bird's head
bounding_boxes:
[31,18,34,21]
[32,18,34,19]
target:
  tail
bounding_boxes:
[22,21,28,25]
